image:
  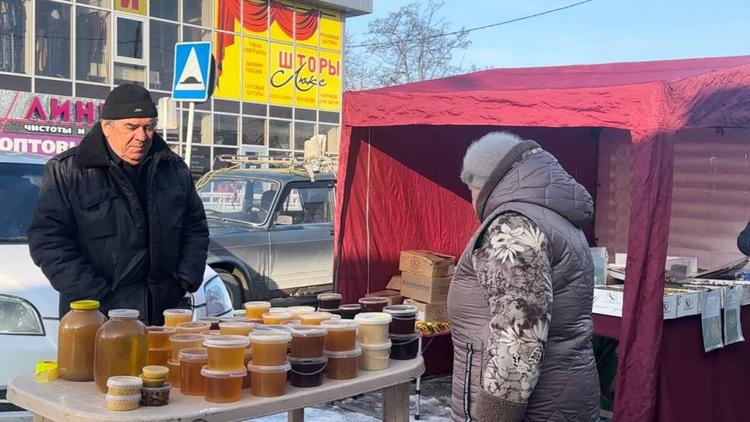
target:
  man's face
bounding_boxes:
[102,117,155,165]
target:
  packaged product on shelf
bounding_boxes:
[701,288,724,352]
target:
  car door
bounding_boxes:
[268,181,335,292]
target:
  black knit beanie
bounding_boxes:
[100,84,158,120]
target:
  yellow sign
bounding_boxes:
[214,31,242,100]
[269,43,294,106]
[294,46,319,108]
[269,0,295,42]
[295,3,319,48]
[318,49,341,111]
[243,38,268,103]
[320,9,342,51]
[241,0,269,38]
[114,0,147,16]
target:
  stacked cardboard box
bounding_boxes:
[365,276,404,306]
[397,250,454,322]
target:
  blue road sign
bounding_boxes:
[172,42,212,102]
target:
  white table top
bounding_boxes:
[8,357,424,422]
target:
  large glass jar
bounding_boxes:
[94,309,148,393]
[58,300,107,381]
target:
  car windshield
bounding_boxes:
[0,163,44,243]
[198,176,281,225]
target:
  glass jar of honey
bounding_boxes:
[58,300,106,381]
[166,359,180,388]
[247,362,291,397]
[175,321,211,334]
[202,367,247,403]
[204,335,251,371]
[178,348,207,396]
[321,319,359,352]
[146,326,175,349]
[244,301,271,320]
[169,333,204,362]
[162,309,192,327]
[249,330,292,366]
[93,309,148,393]
[289,325,327,358]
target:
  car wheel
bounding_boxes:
[215,268,244,310]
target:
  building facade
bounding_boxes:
[0,0,370,175]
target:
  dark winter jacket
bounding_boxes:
[27,123,208,325]
[448,141,599,421]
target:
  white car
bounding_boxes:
[0,151,234,419]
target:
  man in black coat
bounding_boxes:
[27,84,209,325]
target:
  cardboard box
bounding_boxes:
[387,275,403,291]
[365,289,403,306]
[404,298,448,322]
[400,272,451,303]
[399,250,455,278]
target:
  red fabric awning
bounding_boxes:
[336,56,750,421]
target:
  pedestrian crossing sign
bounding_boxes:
[172,42,213,102]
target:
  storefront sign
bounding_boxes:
[115,0,147,16]
[0,89,101,155]
[214,0,342,110]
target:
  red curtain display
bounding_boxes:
[216,0,319,82]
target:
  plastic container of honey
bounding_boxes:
[201,367,247,403]
[325,347,361,380]
[383,305,418,335]
[175,321,211,334]
[317,293,342,310]
[166,359,180,388]
[105,393,141,411]
[289,356,327,388]
[141,384,171,406]
[244,301,271,320]
[243,348,253,389]
[249,331,292,366]
[354,312,393,345]
[170,333,204,362]
[287,306,316,320]
[148,348,171,366]
[146,326,176,349]
[321,319,359,352]
[299,311,333,326]
[58,300,107,381]
[93,310,148,393]
[163,309,192,327]
[359,341,391,371]
[106,376,143,396]
[262,310,294,325]
[289,325,327,358]
[219,321,253,336]
[247,362,291,397]
[178,348,207,396]
[358,297,389,313]
[204,335,251,371]
[339,304,362,320]
[199,317,223,330]
[390,332,420,360]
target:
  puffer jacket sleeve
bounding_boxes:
[174,166,209,293]
[737,221,750,256]
[471,212,553,422]
[27,159,111,301]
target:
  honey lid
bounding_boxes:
[360,340,392,351]
[383,305,418,316]
[141,383,172,392]
[268,307,289,314]
[147,326,176,335]
[142,365,169,379]
[169,333,204,343]
[287,305,316,316]
[70,300,100,310]
[163,308,192,316]
[321,319,359,331]
[339,304,362,310]
[299,311,333,320]
[354,312,393,325]
[201,366,247,378]
[203,334,251,348]
[219,321,253,329]
[244,301,271,309]
[358,297,389,304]
[108,309,139,319]
[286,324,327,337]
[106,375,143,389]
[317,292,342,300]
[220,316,252,323]
[262,310,294,320]
[176,321,211,331]
[248,330,292,343]
[246,362,292,373]
[325,346,362,358]
[288,355,328,365]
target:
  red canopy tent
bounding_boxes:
[335,55,750,421]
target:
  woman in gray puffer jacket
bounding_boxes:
[448,131,599,421]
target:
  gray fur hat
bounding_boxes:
[460,131,523,189]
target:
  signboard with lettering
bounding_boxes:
[114,0,147,16]
[0,89,101,156]
[214,0,342,110]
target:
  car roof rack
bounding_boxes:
[195,135,337,189]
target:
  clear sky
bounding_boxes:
[345,0,750,69]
